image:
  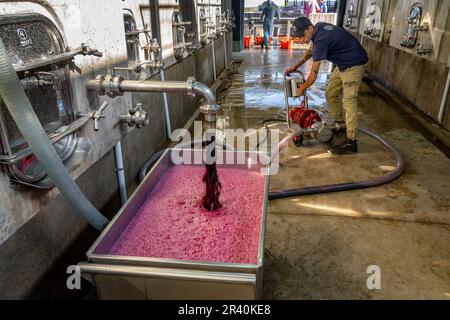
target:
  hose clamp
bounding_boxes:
[94,75,106,96]
[200,104,220,116]
[186,77,195,96]
[104,74,124,98]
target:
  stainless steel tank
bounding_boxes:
[79,148,269,299]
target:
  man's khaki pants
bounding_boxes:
[325,64,366,140]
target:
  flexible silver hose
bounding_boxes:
[0,38,109,231]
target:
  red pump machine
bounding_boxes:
[283,71,333,146]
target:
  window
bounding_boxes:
[0,14,77,184]
[123,11,140,63]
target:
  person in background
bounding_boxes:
[319,0,328,13]
[285,17,369,154]
[303,0,321,18]
[260,0,279,49]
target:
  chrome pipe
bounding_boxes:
[438,65,450,124]
[223,33,227,67]
[211,39,217,80]
[119,80,191,94]
[86,76,218,114]
[85,76,193,96]
[160,69,172,139]
[113,141,127,206]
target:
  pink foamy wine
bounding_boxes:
[109,165,264,264]
[83,149,269,299]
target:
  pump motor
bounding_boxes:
[284,72,333,146]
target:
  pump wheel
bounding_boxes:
[293,135,304,147]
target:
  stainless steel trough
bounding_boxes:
[79,148,269,299]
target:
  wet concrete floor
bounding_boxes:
[192,48,450,299]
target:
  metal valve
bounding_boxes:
[414,22,429,32]
[186,43,198,54]
[119,103,149,128]
[173,21,192,27]
[144,39,163,70]
[417,45,432,56]
[186,32,196,39]
[93,101,109,131]
[125,29,152,37]
[79,43,103,57]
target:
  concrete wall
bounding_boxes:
[0,0,133,245]
[361,0,450,130]
[0,0,231,248]
[0,11,232,299]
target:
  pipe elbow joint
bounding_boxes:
[192,80,216,105]
[191,80,220,119]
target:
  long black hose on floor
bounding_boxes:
[137,128,405,200]
[268,127,405,200]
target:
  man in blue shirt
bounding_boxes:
[285,17,369,154]
[260,0,279,49]
[319,0,328,13]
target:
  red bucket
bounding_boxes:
[244,36,252,48]
[280,38,292,49]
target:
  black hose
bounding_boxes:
[138,149,166,183]
[268,127,405,200]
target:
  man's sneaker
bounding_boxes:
[330,138,358,155]
[331,122,347,134]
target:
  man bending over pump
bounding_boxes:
[285,17,369,154]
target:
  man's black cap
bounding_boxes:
[291,17,313,37]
